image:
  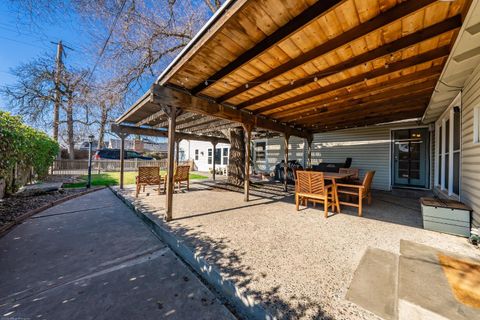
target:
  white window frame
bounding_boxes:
[474,106,480,144]
[435,93,461,197]
[254,140,267,163]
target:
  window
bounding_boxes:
[194,149,199,161]
[207,148,212,164]
[222,148,229,165]
[435,94,461,196]
[255,141,266,161]
[214,148,221,165]
[475,106,480,144]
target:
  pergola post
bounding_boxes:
[211,139,218,181]
[118,132,129,190]
[164,105,181,222]
[284,133,290,192]
[175,139,181,165]
[243,123,252,202]
[306,134,313,169]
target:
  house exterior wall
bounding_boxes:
[179,140,230,172]
[460,64,480,228]
[254,122,430,191]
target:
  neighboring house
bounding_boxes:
[179,140,230,172]
[77,140,99,150]
[108,138,168,154]
[252,2,480,230]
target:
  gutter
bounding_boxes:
[155,0,237,85]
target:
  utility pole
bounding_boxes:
[53,40,64,143]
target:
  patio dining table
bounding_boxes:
[320,171,354,213]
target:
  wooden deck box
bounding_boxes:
[420,198,472,237]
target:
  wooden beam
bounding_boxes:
[306,135,313,169]
[153,112,195,129]
[310,102,427,128]
[191,121,242,134]
[117,132,129,189]
[243,124,252,202]
[314,109,425,132]
[270,66,443,119]
[176,116,218,130]
[165,106,178,222]
[151,84,310,138]
[218,0,440,103]
[135,110,165,127]
[284,134,289,192]
[296,95,431,126]
[252,46,449,115]
[187,119,233,133]
[111,124,230,144]
[235,16,460,109]
[284,80,436,123]
[190,0,342,95]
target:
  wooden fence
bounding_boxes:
[51,159,178,175]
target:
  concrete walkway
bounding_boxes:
[0,189,235,320]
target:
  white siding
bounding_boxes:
[253,136,305,172]
[311,127,391,190]
[179,140,230,172]
[460,64,480,228]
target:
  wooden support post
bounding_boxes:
[212,140,218,181]
[175,139,181,165]
[243,124,252,202]
[164,105,181,222]
[306,134,313,169]
[284,133,290,192]
[118,133,129,190]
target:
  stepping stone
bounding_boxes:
[346,247,399,320]
[398,240,480,320]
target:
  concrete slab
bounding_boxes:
[346,247,399,320]
[398,240,480,320]
[16,182,63,196]
[0,189,234,320]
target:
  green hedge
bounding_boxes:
[0,111,59,192]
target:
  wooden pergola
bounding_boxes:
[115,0,471,221]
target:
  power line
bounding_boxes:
[85,0,128,82]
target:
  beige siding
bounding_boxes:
[460,64,480,228]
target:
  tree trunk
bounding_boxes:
[98,101,108,149]
[226,128,245,186]
[66,94,75,160]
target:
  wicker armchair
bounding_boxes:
[136,166,163,197]
[164,165,190,192]
[295,171,334,218]
[337,171,375,217]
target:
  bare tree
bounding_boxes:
[1,55,94,159]
[1,56,57,129]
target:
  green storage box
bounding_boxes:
[420,198,472,237]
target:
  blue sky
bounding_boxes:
[0,1,93,110]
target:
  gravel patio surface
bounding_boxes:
[117,181,480,320]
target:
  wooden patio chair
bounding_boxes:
[136,166,163,197]
[336,171,375,217]
[164,165,190,192]
[295,171,335,218]
[339,168,360,181]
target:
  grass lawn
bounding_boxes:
[63,171,208,188]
